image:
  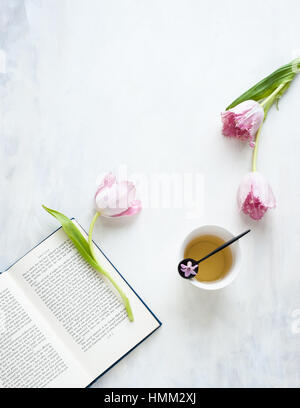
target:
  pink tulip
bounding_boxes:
[237,172,276,220]
[95,173,142,217]
[221,100,264,147]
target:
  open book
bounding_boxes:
[0,220,161,388]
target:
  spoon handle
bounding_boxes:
[197,229,250,264]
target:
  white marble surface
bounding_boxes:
[1,0,300,388]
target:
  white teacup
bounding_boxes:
[180,225,242,290]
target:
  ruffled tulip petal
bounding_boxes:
[241,191,268,220]
[237,172,276,221]
[222,100,264,147]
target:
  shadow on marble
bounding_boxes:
[96,213,141,230]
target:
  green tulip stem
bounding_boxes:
[252,82,287,172]
[252,124,263,172]
[93,261,134,322]
[88,211,100,261]
[88,211,134,322]
[260,82,286,113]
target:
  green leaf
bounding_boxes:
[42,205,94,260]
[226,58,300,110]
[42,205,134,321]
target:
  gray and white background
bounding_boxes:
[1,0,300,387]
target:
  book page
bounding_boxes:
[7,223,160,385]
[0,271,90,388]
